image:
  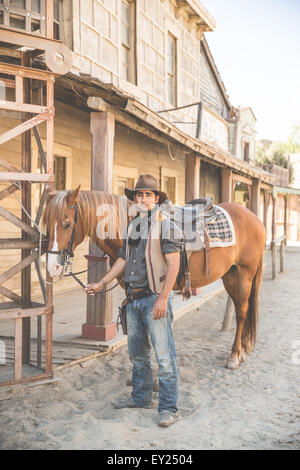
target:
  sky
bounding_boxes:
[202,0,300,142]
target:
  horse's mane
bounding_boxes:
[43,190,133,241]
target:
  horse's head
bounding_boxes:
[44,185,83,277]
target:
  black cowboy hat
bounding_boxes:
[125,174,168,204]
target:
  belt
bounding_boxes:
[126,288,153,303]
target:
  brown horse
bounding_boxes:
[44,186,266,370]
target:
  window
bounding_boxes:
[160,167,178,204]
[167,33,177,106]
[243,141,250,162]
[162,175,176,203]
[113,164,138,196]
[54,156,66,190]
[121,0,136,84]
[0,0,62,38]
[53,0,62,40]
[114,176,135,196]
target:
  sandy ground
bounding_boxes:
[0,248,299,450]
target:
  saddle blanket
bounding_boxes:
[181,205,236,252]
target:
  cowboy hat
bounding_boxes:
[125,174,168,204]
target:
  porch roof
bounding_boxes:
[55,72,276,187]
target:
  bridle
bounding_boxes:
[47,203,79,275]
[47,202,120,294]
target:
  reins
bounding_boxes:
[47,202,120,295]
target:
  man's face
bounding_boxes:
[135,190,159,212]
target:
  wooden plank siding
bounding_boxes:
[199,161,221,204]
[199,45,229,119]
[0,99,187,300]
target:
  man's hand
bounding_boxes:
[83,257,126,296]
[152,297,168,320]
[84,279,105,296]
[151,252,180,320]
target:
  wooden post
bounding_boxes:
[21,52,31,364]
[185,153,200,202]
[221,168,233,202]
[263,189,270,230]
[185,153,201,295]
[46,0,54,39]
[221,295,235,332]
[82,112,116,341]
[251,178,260,216]
[284,195,288,245]
[280,240,284,273]
[272,196,278,280]
[14,318,23,380]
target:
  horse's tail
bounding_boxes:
[243,255,263,352]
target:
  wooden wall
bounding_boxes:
[199,44,229,119]
[199,161,221,204]
[0,100,188,301]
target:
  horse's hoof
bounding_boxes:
[226,354,240,370]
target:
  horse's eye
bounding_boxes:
[64,223,71,230]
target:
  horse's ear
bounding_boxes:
[46,190,59,203]
[67,185,81,205]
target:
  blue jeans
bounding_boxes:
[126,293,178,413]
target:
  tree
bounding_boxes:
[284,121,300,155]
[255,122,300,184]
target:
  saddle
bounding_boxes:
[160,197,216,300]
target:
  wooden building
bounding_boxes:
[0,0,276,341]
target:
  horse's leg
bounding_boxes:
[222,266,254,369]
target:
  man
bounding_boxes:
[84,175,182,427]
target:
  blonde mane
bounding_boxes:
[43,190,132,241]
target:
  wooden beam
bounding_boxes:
[185,153,200,202]
[0,285,22,304]
[250,178,260,216]
[0,206,40,239]
[0,249,46,285]
[0,157,20,173]
[82,112,115,341]
[87,96,110,112]
[232,173,253,185]
[35,188,48,226]
[46,81,55,178]
[0,30,72,75]
[45,307,53,373]
[14,318,23,380]
[90,112,115,192]
[221,167,233,202]
[0,184,19,202]
[0,100,48,114]
[0,239,46,249]
[33,126,47,172]
[0,373,53,389]
[0,172,54,183]
[0,111,49,146]
[0,306,49,321]
[46,0,54,39]
[0,60,56,81]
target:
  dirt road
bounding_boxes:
[0,248,299,450]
